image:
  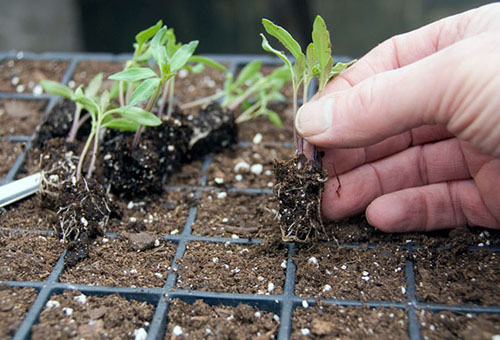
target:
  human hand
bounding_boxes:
[295,3,500,232]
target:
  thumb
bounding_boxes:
[295,32,500,157]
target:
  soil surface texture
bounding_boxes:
[0,286,37,340]
[32,290,154,339]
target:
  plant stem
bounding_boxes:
[132,82,163,148]
[67,112,91,142]
[158,79,170,116]
[86,119,102,179]
[66,104,83,143]
[180,91,224,110]
[166,77,175,117]
[119,81,125,107]
[76,130,95,181]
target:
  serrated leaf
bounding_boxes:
[107,106,162,126]
[234,60,262,88]
[102,118,140,131]
[306,43,317,74]
[151,27,168,69]
[266,110,282,127]
[85,73,103,98]
[108,68,158,82]
[188,56,227,72]
[170,40,199,73]
[39,80,74,98]
[262,18,302,59]
[135,20,163,45]
[129,77,161,106]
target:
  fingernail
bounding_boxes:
[295,97,334,137]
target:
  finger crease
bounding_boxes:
[367,163,384,196]
[417,145,429,185]
[446,181,465,227]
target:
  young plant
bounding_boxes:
[181,60,291,127]
[260,16,355,160]
[40,73,103,142]
[109,22,226,147]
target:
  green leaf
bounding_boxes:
[266,110,283,127]
[85,73,103,98]
[100,90,110,109]
[234,60,262,88]
[73,89,99,116]
[312,15,332,74]
[129,77,161,106]
[151,26,168,69]
[39,80,74,98]
[293,53,306,83]
[165,28,179,57]
[135,20,163,45]
[329,60,357,78]
[262,18,302,59]
[306,42,317,75]
[170,40,199,73]
[102,118,140,131]
[187,63,205,73]
[188,56,227,72]
[107,106,162,126]
[260,34,293,73]
[108,67,158,82]
[109,80,120,100]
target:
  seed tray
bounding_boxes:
[1,52,499,340]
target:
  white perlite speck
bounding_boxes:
[255,311,261,318]
[16,84,25,93]
[11,76,20,85]
[307,257,319,266]
[217,192,227,199]
[267,282,275,292]
[154,272,163,278]
[178,69,189,78]
[301,328,311,336]
[62,307,73,316]
[154,239,160,247]
[322,284,332,292]
[33,84,43,96]
[362,271,369,276]
[234,161,250,173]
[80,217,88,226]
[231,234,239,239]
[302,300,309,308]
[250,164,263,176]
[45,300,60,308]
[235,174,243,181]
[173,325,183,336]
[341,265,347,270]
[134,327,148,340]
[214,177,224,184]
[280,260,287,269]
[252,133,263,144]
[74,294,87,304]
[401,287,407,294]
[491,335,500,340]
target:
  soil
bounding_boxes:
[0,59,68,93]
[59,235,175,288]
[107,188,195,235]
[0,231,63,281]
[291,302,408,339]
[175,241,287,294]
[419,310,500,340]
[0,286,38,340]
[206,143,293,189]
[274,154,327,242]
[414,246,500,306]
[165,298,280,339]
[192,191,280,239]
[32,289,154,339]
[0,138,23,178]
[0,195,56,231]
[294,244,407,302]
[175,64,227,104]
[70,60,125,91]
[0,99,47,136]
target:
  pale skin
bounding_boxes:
[295,3,500,233]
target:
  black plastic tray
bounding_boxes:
[1,52,499,340]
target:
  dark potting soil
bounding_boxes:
[414,246,500,306]
[31,290,154,340]
[418,310,500,340]
[294,244,407,302]
[206,143,293,189]
[291,303,408,339]
[0,138,23,178]
[192,191,280,239]
[59,236,175,288]
[175,241,287,294]
[0,59,68,93]
[274,154,327,242]
[0,231,63,281]
[107,189,195,235]
[0,195,56,231]
[0,286,38,340]
[0,99,47,136]
[165,298,280,339]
